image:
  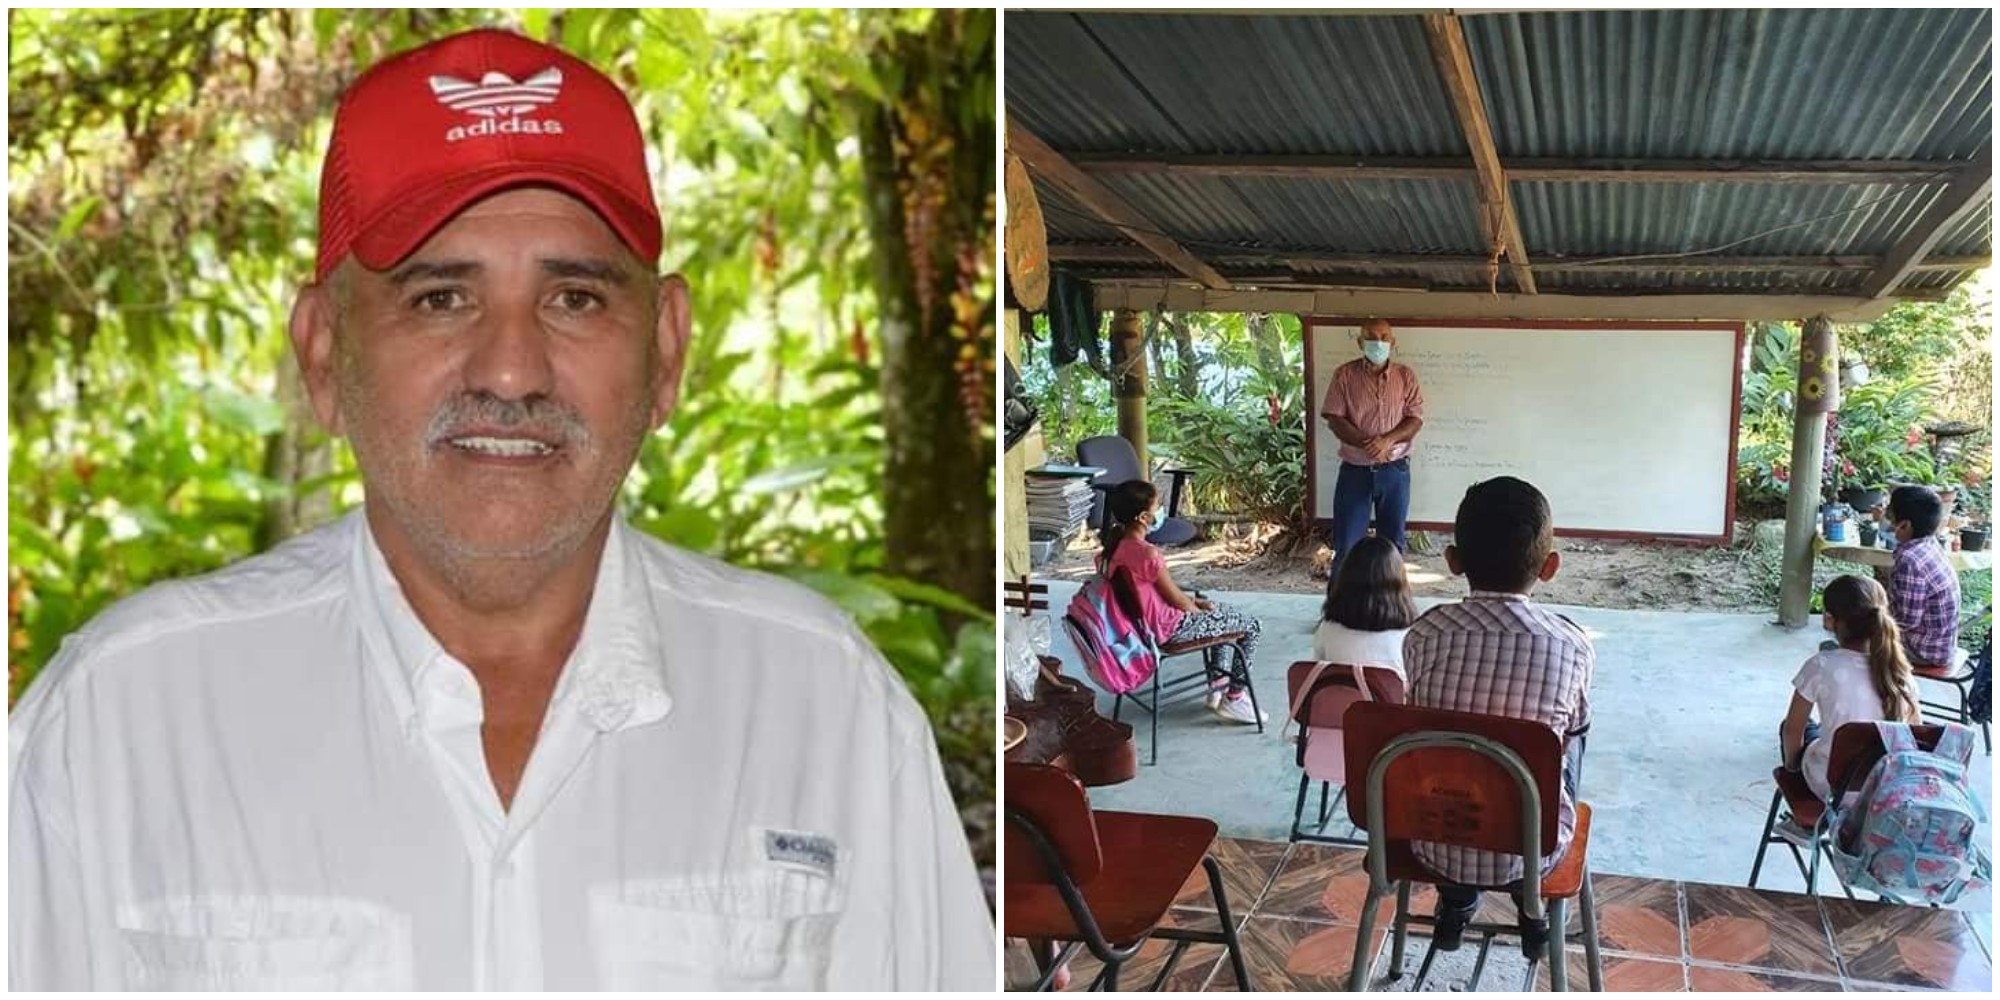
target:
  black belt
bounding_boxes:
[1342,458,1409,471]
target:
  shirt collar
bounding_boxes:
[348,509,672,737]
[1465,590,1532,603]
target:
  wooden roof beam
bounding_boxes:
[1424,12,1536,293]
[1860,147,1992,299]
[1048,244,1990,273]
[1069,153,1969,187]
[1006,121,1230,291]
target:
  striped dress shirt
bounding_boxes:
[1403,591,1594,886]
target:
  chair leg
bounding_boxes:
[1100,958,1121,991]
[1805,817,1823,897]
[1318,781,1331,827]
[1389,881,1411,977]
[1236,643,1266,734]
[1580,867,1604,992]
[1548,896,1570,992]
[1150,672,1160,766]
[1748,787,1783,887]
[1348,878,1387,991]
[1289,771,1312,842]
[1112,693,1124,723]
[1204,855,1251,992]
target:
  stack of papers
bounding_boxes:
[1025,474,1096,541]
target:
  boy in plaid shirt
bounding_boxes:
[1404,476,1594,957]
[1885,485,1960,668]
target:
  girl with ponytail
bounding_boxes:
[1095,480,1267,725]
[1779,575,1920,810]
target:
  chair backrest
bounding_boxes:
[1004,575,1050,616]
[1076,436,1143,530]
[1824,720,1946,798]
[1286,660,1407,729]
[1341,701,1564,856]
[1003,763,1103,886]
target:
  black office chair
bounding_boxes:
[1075,435,1197,546]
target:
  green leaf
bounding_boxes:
[200,387,285,436]
[638,505,722,554]
[866,574,992,621]
[54,196,102,243]
[792,569,903,624]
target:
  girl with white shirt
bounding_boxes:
[1313,535,1416,677]
[1779,574,1920,812]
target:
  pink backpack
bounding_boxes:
[1063,571,1159,695]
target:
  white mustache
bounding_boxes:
[422,394,588,450]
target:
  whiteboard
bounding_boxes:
[1305,320,1743,540]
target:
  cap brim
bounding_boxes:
[349,162,661,275]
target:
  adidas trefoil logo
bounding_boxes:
[429,67,566,143]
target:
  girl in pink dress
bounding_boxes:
[1097,481,1265,724]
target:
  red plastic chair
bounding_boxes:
[1283,660,1406,844]
[1340,702,1603,992]
[1003,763,1252,991]
[1748,721,1947,898]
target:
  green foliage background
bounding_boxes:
[8,9,995,868]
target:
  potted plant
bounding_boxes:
[1960,479,1990,552]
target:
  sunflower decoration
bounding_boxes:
[1802,346,1818,364]
[1802,374,1826,400]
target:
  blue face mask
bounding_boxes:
[1361,340,1391,364]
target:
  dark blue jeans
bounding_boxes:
[1330,459,1411,579]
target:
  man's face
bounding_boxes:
[1357,321,1397,351]
[294,187,689,570]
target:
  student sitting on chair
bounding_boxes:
[1884,485,1961,669]
[1098,481,1266,724]
[1313,535,1415,679]
[1404,476,1593,956]
[1777,574,1921,840]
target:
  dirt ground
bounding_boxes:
[1043,521,1787,613]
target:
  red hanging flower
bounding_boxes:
[1774,464,1789,483]
[1267,393,1281,427]
[1842,459,1856,476]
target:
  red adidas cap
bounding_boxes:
[315,28,662,283]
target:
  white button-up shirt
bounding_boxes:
[10,510,993,990]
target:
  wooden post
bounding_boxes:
[1002,310,1031,580]
[1778,314,1840,626]
[1110,308,1148,471]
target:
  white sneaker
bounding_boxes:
[1212,692,1268,725]
[1205,677,1229,711]
[1773,818,1817,847]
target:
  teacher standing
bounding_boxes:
[1321,319,1426,580]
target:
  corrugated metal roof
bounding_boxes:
[1511,181,1950,257]
[1007,8,1992,299]
[1465,8,1990,161]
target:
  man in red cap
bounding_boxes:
[10,29,992,990]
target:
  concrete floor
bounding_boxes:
[1025,583,1993,912]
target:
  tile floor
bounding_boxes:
[1005,836,1993,992]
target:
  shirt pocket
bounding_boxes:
[115,895,414,991]
[589,870,844,990]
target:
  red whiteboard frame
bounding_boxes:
[1302,317,1748,546]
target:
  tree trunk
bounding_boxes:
[1145,311,1169,395]
[1171,312,1200,397]
[855,10,994,610]
[1250,311,1285,386]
